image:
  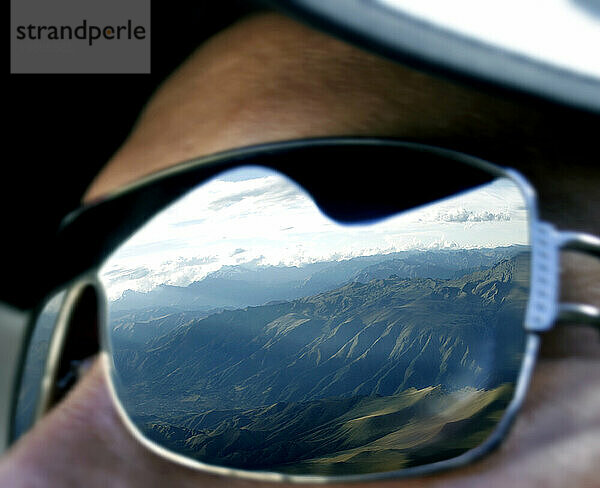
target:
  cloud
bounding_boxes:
[170,218,206,228]
[208,180,299,211]
[103,267,126,277]
[230,248,246,257]
[104,266,150,282]
[236,255,266,266]
[435,208,510,223]
[174,255,218,266]
[116,239,186,258]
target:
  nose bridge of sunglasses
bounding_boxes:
[525,223,600,332]
[34,279,101,423]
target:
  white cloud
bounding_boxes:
[100,168,529,299]
[435,208,510,223]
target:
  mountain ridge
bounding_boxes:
[109,250,529,474]
[110,246,527,312]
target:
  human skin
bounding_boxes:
[1,12,598,488]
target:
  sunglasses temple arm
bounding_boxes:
[555,230,600,330]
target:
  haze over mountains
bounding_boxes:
[110,245,527,312]
[108,246,529,474]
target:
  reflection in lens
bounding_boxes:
[13,291,66,439]
[101,166,529,476]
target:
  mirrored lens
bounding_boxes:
[13,290,66,439]
[100,165,530,476]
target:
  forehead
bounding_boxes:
[85,12,600,250]
[86,13,562,202]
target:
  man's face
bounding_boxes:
[1,12,599,488]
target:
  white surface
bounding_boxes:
[376,0,600,78]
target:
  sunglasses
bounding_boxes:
[2,138,598,482]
